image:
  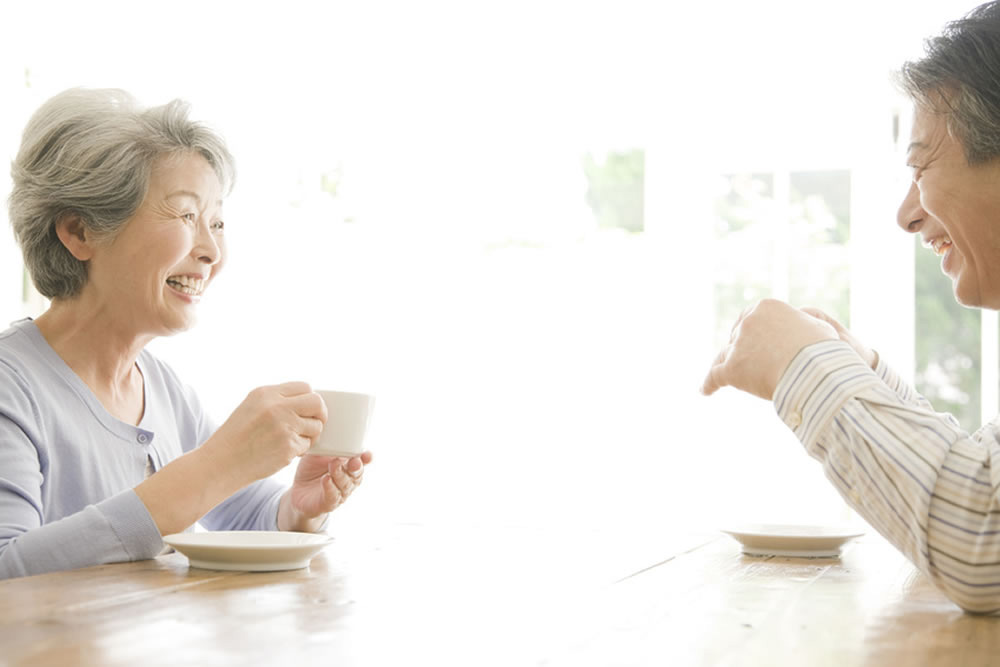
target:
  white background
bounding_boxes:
[0,0,983,533]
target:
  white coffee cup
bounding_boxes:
[309,390,375,458]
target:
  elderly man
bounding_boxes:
[703,1,1000,614]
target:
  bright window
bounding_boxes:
[0,0,988,532]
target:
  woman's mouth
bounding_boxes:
[166,275,206,296]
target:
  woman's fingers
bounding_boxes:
[297,416,325,442]
[332,462,360,488]
[330,462,362,504]
[324,474,343,507]
[341,456,365,473]
[286,390,328,421]
[277,381,314,397]
[285,391,327,447]
[312,464,359,513]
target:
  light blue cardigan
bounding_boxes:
[0,319,284,578]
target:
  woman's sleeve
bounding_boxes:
[199,479,285,532]
[774,340,1000,614]
[0,368,163,580]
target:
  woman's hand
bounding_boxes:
[799,307,878,369]
[278,452,373,532]
[702,299,839,400]
[138,382,327,536]
[204,382,327,486]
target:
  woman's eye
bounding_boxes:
[909,165,924,181]
[212,220,225,231]
[182,213,197,222]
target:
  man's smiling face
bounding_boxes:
[898,106,1000,309]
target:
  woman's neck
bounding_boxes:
[34,297,151,424]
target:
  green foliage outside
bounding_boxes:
[914,238,981,427]
[582,150,645,233]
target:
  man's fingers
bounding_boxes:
[701,346,731,396]
[701,366,722,395]
[800,306,843,333]
[729,305,753,340]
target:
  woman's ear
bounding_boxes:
[54,213,95,261]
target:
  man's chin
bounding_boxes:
[952,280,985,310]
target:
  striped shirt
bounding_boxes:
[775,340,1000,614]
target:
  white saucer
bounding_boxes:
[721,523,864,558]
[163,531,334,571]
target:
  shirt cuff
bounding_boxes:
[96,489,165,560]
[773,340,884,449]
[873,352,921,404]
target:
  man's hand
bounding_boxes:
[701,299,839,400]
[800,307,878,369]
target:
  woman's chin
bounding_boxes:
[157,312,198,337]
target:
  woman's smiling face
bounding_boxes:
[898,106,1000,309]
[86,151,226,336]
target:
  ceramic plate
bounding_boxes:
[721,523,864,558]
[163,531,334,571]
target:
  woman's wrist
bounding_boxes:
[135,446,244,536]
[277,489,327,533]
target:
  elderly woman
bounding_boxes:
[0,88,372,579]
[703,1,1000,614]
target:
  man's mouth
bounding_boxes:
[924,236,953,256]
[166,275,206,296]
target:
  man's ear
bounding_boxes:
[54,213,95,261]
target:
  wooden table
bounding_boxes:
[2,522,998,666]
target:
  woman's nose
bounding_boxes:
[194,222,221,265]
[897,181,924,233]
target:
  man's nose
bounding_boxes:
[897,181,924,234]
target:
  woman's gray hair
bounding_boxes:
[897,1,1000,164]
[8,88,236,299]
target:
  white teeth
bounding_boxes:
[166,276,206,295]
[924,237,953,256]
